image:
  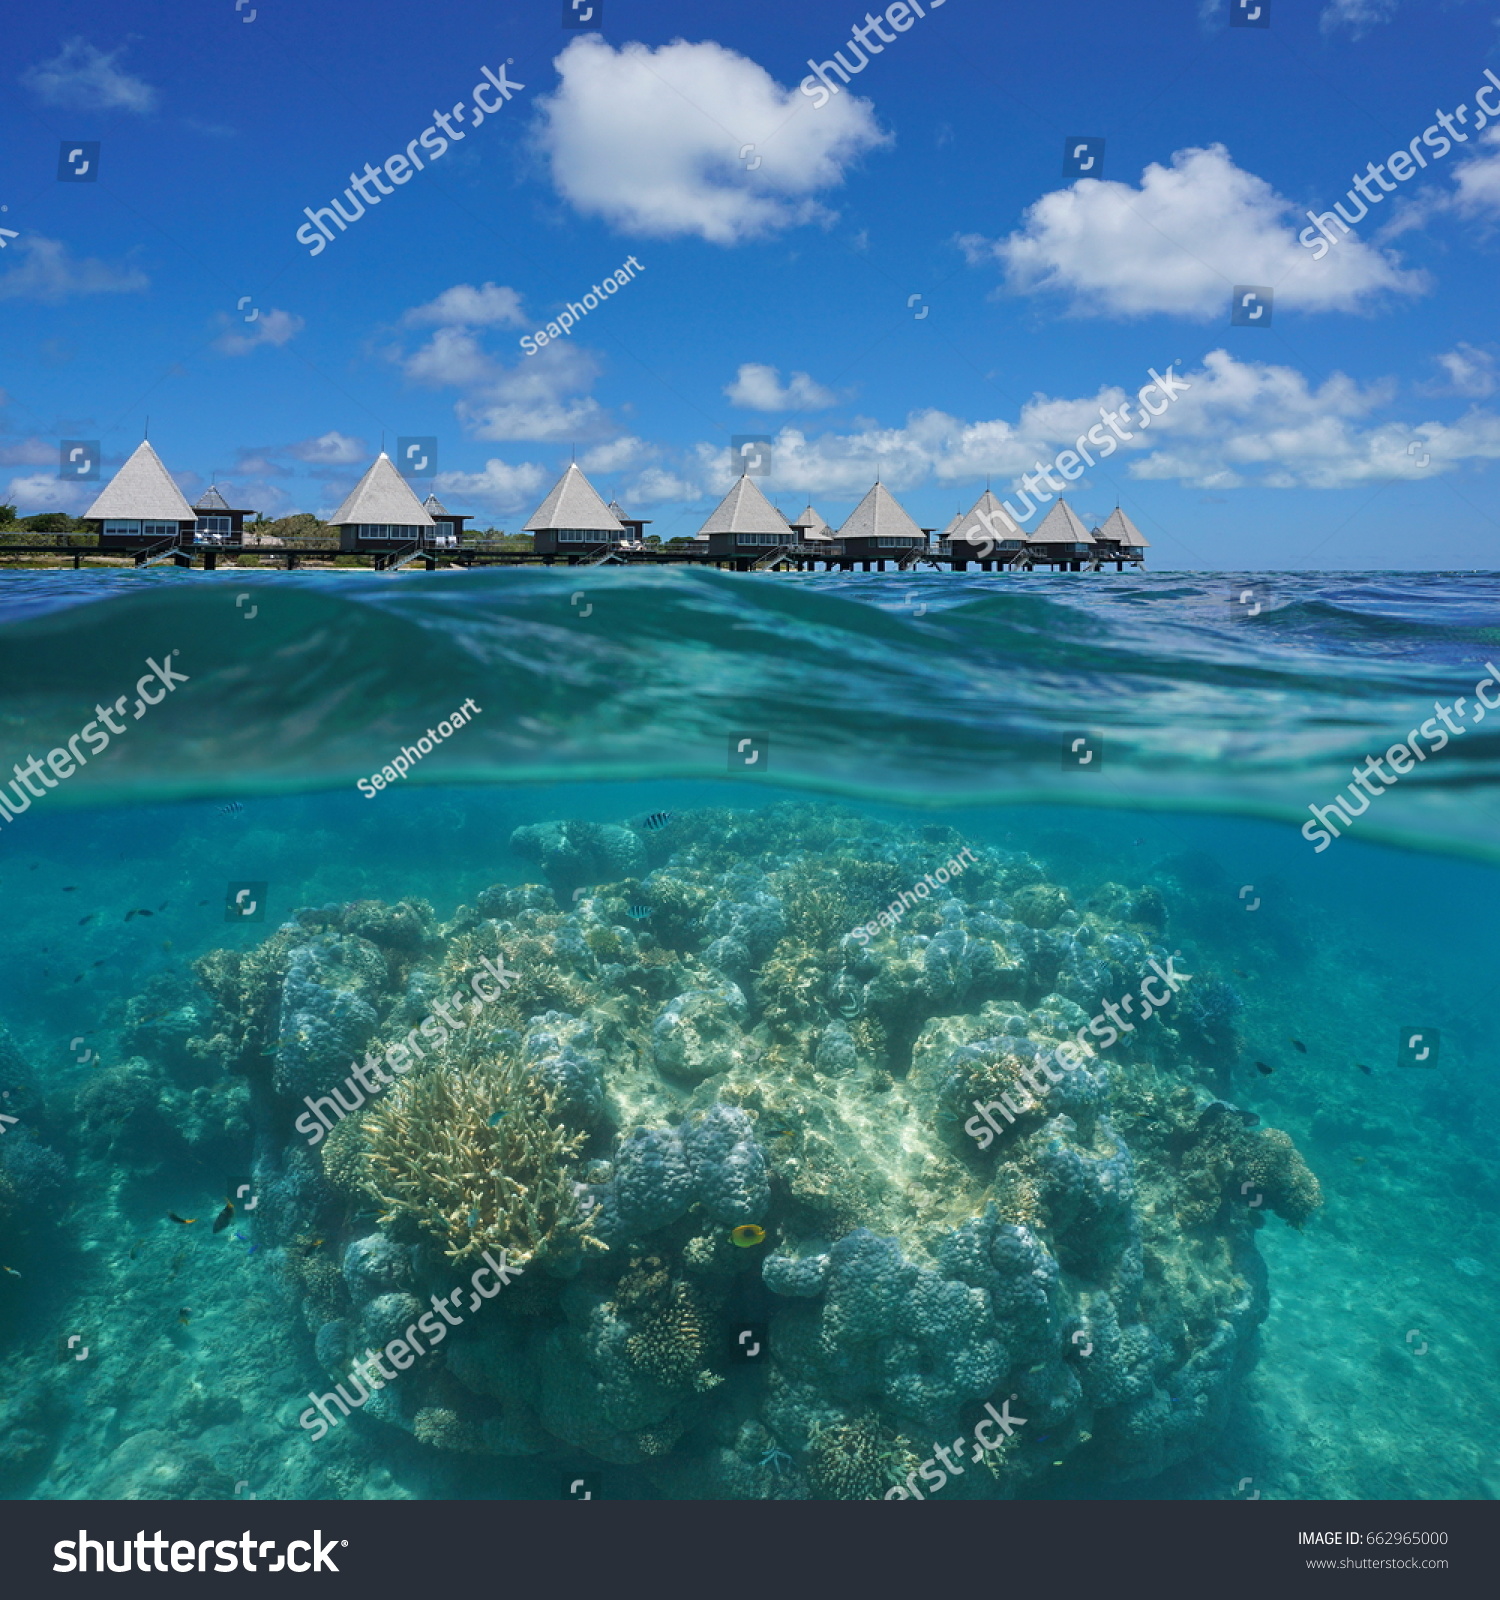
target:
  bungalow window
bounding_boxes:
[103,520,140,536]
[877,536,917,547]
[557,528,612,542]
[197,516,233,542]
[736,533,789,546]
[142,522,178,538]
[355,524,423,540]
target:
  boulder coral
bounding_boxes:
[210,802,1318,1497]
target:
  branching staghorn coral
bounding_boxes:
[362,1039,600,1267]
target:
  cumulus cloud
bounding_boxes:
[4,473,93,514]
[1449,127,1500,218]
[20,38,157,113]
[580,436,655,473]
[401,282,525,328]
[433,458,548,516]
[1421,343,1497,398]
[286,431,366,466]
[392,282,614,443]
[620,350,1500,509]
[213,307,305,357]
[0,236,148,303]
[964,144,1425,319]
[532,36,888,244]
[724,362,839,411]
[0,436,57,469]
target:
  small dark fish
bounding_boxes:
[1232,968,1248,978]
[197,899,209,906]
[62,885,78,892]
[220,802,244,815]
[626,904,651,919]
[129,1237,147,1259]
[91,959,104,968]
[1290,1038,1307,1054]
[212,1202,234,1234]
[1255,1062,1273,1076]
[642,811,673,830]
[167,1212,196,1225]
[177,1307,191,1325]
[72,973,84,983]
[1357,1063,1372,1076]
[78,914,94,925]
[136,909,154,918]
[157,901,167,911]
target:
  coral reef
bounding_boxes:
[211,802,1320,1498]
[362,1040,598,1267]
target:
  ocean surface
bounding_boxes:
[0,566,1495,1501]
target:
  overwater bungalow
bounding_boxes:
[81,441,201,553]
[523,463,626,558]
[327,453,440,555]
[1089,506,1150,569]
[836,481,930,567]
[699,473,796,560]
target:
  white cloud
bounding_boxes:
[20,38,157,113]
[1319,0,1400,36]
[580,436,654,473]
[401,282,525,328]
[1450,127,1500,218]
[433,458,548,516]
[725,362,839,411]
[966,144,1425,319]
[0,236,148,303]
[402,327,496,389]
[213,307,305,357]
[532,36,888,244]
[458,344,610,443]
[0,437,57,468]
[1422,343,1497,398]
[618,349,1500,509]
[286,431,366,465]
[4,473,93,514]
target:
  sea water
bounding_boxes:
[0,567,1495,1501]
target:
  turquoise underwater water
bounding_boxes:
[0,566,1496,1501]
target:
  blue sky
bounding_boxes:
[2,0,1499,566]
